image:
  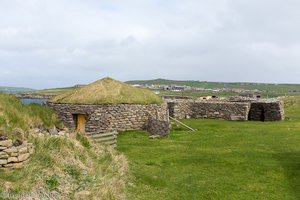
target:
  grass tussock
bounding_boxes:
[0,93,61,138]
[0,134,129,199]
[50,77,163,105]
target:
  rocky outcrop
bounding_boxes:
[30,126,71,137]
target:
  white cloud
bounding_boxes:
[0,0,299,88]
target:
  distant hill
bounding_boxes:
[0,86,35,93]
[7,79,300,97]
[28,87,75,96]
[126,79,300,93]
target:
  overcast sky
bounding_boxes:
[0,0,300,89]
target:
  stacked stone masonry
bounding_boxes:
[167,99,284,121]
[248,101,285,121]
[146,117,169,137]
[48,103,168,134]
[0,140,34,169]
[168,100,250,121]
[48,98,284,135]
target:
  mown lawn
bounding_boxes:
[118,98,300,200]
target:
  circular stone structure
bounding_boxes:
[48,78,168,134]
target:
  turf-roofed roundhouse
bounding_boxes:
[47,77,168,134]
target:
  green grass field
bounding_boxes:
[117,97,300,200]
[156,89,295,98]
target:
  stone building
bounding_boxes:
[48,78,168,134]
[247,100,284,121]
[166,98,284,122]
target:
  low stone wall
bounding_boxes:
[192,101,250,120]
[0,139,34,170]
[167,99,284,121]
[47,103,168,133]
[146,117,169,137]
[168,100,250,121]
[168,101,194,119]
[163,96,195,100]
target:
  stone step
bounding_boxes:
[87,132,117,139]
[86,131,118,146]
[102,140,117,145]
[93,136,116,142]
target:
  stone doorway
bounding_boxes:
[73,114,86,133]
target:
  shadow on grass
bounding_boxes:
[275,152,300,199]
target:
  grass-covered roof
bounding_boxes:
[50,77,163,105]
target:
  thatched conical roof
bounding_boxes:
[50,77,163,105]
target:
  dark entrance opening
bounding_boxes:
[259,107,265,122]
[167,103,175,118]
[248,103,265,122]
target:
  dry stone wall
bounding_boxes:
[146,117,169,137]
[192,101,250,120]
[167,99,284,121]
[168,101,194,119]
[0,139,34,170]
[168,100,250,121]
[248,101,284,121]
[47,103,168,134]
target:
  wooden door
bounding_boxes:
[77,114,85,133]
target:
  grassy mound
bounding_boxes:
[0,93,129,199]
[50,77,163,105]
[0,93,61,138]
[0,134,128,199]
